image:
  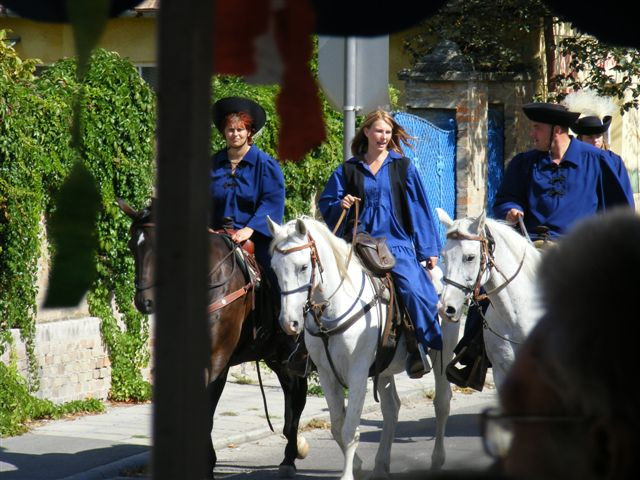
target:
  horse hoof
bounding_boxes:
[278,464,297,478]
[296,435,309,459]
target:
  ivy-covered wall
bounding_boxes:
[1,35,345,433]
[1,43,156,407]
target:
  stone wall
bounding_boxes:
[1,318,111,403]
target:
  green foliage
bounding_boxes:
[0,360,104,437]
[211,75,344,220]
[0,40,154,410]
[403,0,550,74]
[550,34,640,113]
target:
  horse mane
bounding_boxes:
[450,216,541,279]
[271,217,364,286]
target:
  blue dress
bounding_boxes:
[493,139,635,239]
[319,150,443,351]
[210,144,285,289]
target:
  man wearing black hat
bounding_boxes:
[571,115,635,208]
[446,102,635,390]
[493,102,634,239]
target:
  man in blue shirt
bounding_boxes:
[493,102,634,238]
[448,102,635,389]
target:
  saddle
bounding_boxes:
[367,275,417,379]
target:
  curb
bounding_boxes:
[65,384,432,479]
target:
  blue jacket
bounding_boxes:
[210,144,285,239]
[493,138,635,240]
[318,150,441,261]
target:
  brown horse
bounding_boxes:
[118,199,308,478]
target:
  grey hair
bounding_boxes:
[535,209,640,427]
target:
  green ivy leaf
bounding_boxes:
[44,162,100,307]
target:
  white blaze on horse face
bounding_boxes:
[440,237,483,323]
[136,231,146,247]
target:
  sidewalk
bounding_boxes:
[0,364,495,480]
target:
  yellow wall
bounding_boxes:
[0,16,156,65]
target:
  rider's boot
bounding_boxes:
[405,343,431,379]
[446,326,489,391]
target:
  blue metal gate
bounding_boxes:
[393,111,456,249]
[487,105,505,213]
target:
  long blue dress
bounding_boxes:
[210,144,285,289]
[319,150,443,351]
[493,138,635,239]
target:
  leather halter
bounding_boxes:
[131,221,254,314]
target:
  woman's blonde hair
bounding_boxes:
[350,109,413,157]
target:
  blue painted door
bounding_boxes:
[394,111,456,250]
[487,105,505,214]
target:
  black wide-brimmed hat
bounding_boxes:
[571,115,612,135]
[522,102,581,127]
[212,97,266,133]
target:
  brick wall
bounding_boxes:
[1,317,112,403]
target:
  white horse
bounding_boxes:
[436,208,542,388]
[267,216,460,480]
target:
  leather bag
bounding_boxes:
[354,232,396,276]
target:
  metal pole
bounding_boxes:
[343,37,357,161]
[153,0,212,478]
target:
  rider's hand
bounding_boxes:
[232,227,254,243]
[425,256,438,270]
[340,195,361,210]
[505,208,524,224]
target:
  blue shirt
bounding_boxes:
[318,151,441,261]
[493,138,634,239]
[210,144,285,238]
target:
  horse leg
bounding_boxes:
[339,365,371,480]
[266,358,309,478]
[205,366,230,479]
[315,366,356,478]
[430,319,460,470]
[372,374,400,480]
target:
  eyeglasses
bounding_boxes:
[480,407,589,459]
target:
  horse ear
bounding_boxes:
[266,215,281,237]
[436,207,454,228]
[117,198,138,219]
[295,219,307,237]
[470,210,487,234]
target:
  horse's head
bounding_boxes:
[118,198,156,314]
[436,208,491,323]
[267,216,317,336]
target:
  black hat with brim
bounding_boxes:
[571,115,612,135]
[212,97,266,133]
[522,103,581,127]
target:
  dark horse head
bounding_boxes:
[118,198,156,314]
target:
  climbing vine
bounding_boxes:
[1,34,344,431]
[0,42,155,405]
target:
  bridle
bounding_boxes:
[274,232,325,319]
[130,221,255,314]
[442,224,526,344]
[442,225,525,302]
[275,228,381,388]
